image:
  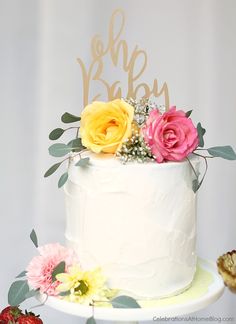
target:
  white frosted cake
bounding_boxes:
[64,152,200,298]
[43,98,235,306]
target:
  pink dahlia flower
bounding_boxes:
[26,243,77,296]
[142,107,199,162]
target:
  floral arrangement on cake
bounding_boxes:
[4,230,140,324]
[45,98,236,191]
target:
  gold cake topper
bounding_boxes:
[77,9,170,108]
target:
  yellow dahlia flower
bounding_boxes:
[80,99,134,154]
[56,265,108,304]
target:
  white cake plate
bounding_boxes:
[38,259,224,323]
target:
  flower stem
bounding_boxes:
[186,157,198,180]
[197,155,208,190]
[193,151,214,159]
[76,127,80,138]
[66,126,79,130]
[189,153,209,191]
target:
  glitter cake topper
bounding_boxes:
[77,9,170,108]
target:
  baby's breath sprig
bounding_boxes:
[116,130,154,164]
[124,97,166,126]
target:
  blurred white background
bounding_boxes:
[0,0,236,323]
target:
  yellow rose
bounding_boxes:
[80,99,134,154]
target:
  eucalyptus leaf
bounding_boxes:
[58,172,68,188]
[44,162,62,178]
[186,110,193,118]
[30,229,38,248]
[59,291,71,296]
[197,122,206,148]
[207,146,236,160]
[49,128,64,140]
[68,137,81,148]
[67,138,85,151]
[52,261,66,282]
[86,317,96,324]
[49,143,71,157]
[75,157,90,167]
[25,289,40,299]
[8,280,30,306]
[16,270,27,279]
[61,112,81,123]
[111,295,141,309]
[192,179,199,193]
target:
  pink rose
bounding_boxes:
[142,106,199,162]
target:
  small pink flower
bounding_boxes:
[26,243,77,296]
[142,107,199,162]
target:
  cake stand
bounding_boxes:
[38,259,224,323]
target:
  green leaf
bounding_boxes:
[25,289,40,299]
[86,317,96,324]
[30,229,38,248]
[75,157,90,167]
[49,128,64,140]
[111,295,141,309]
[67,137,82,148]
[8,280,30,306]
[44,162,62,178]
[186,110,193,118]
[207,146,236,160]
[61,112,81,123]
[16,270,27,279]
[48,143,71,157]
[67,137,85,152]
[192,179,199,193]
[59,291,70,297]
[197,122,206,148]
[58,172,68,188]
[52,261,66,282]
